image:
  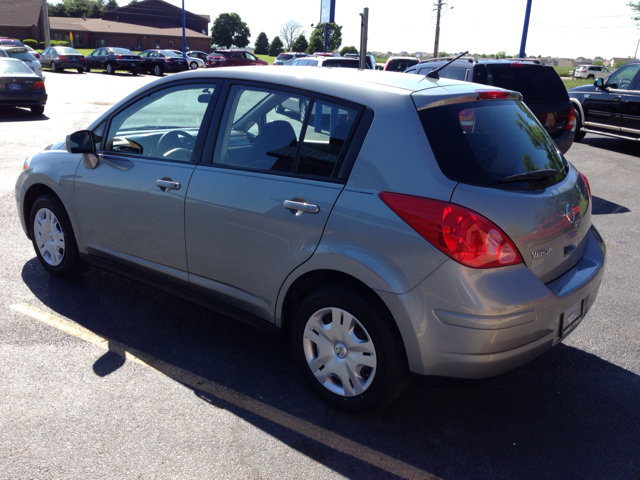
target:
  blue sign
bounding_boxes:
[320,0,335,23]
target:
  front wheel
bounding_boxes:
[106,63,114,74]
[153,64,163,76]
[291,285,410,413]
[77,68,84,73]
[189,61,198,70]
[574,106,586,142]
[51,62,57,73]
[29,195,86,277]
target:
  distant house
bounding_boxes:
[0,0,48,43]
[557,58,579,68]
[607,57,633,68]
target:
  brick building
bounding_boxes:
[0,0,49,44]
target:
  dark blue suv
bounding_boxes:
[405,57,575,154]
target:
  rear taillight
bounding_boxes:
[565,107,576,131]
[477,90,511,100]
[59,55,67,61]
[34,53,40,58]
[510,63,525,68]
[379,193,523,269]
[80,56,85,61]
[579,172,591,198]
[116,55,123,59]
[165,58,173,63]
[34,81,45,90]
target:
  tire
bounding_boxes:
[153,64,163,76]
[291,285,410,413]
[77,68,84,73]
[30,105,44,115]
[189,61,198,70]
[131,69,138,76]
[85,66,91,73]
[106,63,114,74]
[29,195,86,277]
[51,62,57,73]
[587,74,594,80]
[574,106,586,142]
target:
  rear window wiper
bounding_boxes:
[499,169,558,183]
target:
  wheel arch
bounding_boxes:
[22,183,61,239]
[570,98,585,121]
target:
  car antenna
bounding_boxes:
[426,51,469,79]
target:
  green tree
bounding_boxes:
[594,60,604,66]
[309,23,342,52]
[105,0,118,9]
[211,13,251,49]
[254,32,269,55]
[47,0,105,18]
[340,46,358,56]
[291,35,308,53]
[496,51,507,59]
[306,35,324,54]
[268,36,284,56]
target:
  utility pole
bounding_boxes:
[359,8,369,69]
[433,0,443,58]
[518,0,533,58]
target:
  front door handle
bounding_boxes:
[283,199,319,215]
[156,178,180,191]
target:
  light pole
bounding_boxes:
[181,0,186,57]
[635,38,640,59]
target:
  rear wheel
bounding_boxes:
[77,68,84,73]
[587,74,594,80]
[291,285,410,413]
[131,69,138,76]
[106,63,114,74]
[85,66,91,73]
[51,62,57,72]
[30,105,44,115]
[574,106,586,142]
[29,195,86,277]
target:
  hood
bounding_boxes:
[568,84,597,94]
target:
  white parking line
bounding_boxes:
[10,302,439,480]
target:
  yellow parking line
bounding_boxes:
[10,303,439,480]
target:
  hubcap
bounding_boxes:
[302,307,377,397]
[33,207,65,266]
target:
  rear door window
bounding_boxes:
[417,100,567,190]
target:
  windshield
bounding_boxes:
[58,48,79,54]
[112,48,134,55]
[418,100,567,190]
[0,59,33,74]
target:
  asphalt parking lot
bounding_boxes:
[1,70,639,479]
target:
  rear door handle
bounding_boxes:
[156,178,180,191]
[283,199,319,215]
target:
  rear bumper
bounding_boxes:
[552,129,575,155]
[0,92,47,107]
[56,61,86,69]
[378,226,606,378]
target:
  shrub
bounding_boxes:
[51,40,69,47]
[22,39,38,49]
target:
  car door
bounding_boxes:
[619,66,640,137]
[73,81,218,282]
[184,82,361,321]
[40,48,50,67]
[86,49,102,69]
[582,63,640,132]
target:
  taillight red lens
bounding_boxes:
[566,107,576,131]
[34,53,40,58]
[477,90,511,100]
[379,193,523,269]
[59,55,67,61]
[34,81,45,90]
[510,63,525,68]
[80,56,85,61]
[165,58,173,63]
[116,55,123,59]
[579,172,591,198]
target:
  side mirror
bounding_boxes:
[594,78,605,89]
[66,130,95,154]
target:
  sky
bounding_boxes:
[55,0,640,59]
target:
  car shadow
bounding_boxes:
[580,135,640,155]
[0,107,49,122]
[592,195,631,215]
[20,259,640,480]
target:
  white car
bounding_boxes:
[167,50,204,70]
[0,46,42,76]
[573,64,610,80]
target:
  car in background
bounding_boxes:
[85,47,142,75]
[24,45,41,60]
[0,46,42,76]
[569,61,640,142]
[343,53,377,70]
[0,38,24,47]
[139,49,189,75]
[205,49,268,68]
[290,56,372,69]
[14,66,605,413]
[187,50,208,62]
[384,56,419,72]
[0,57,47,115]
[40,46,86,73]
[573,64,611,80]
[405,57,576,154]
[166,50,203,69]
[313,52,340,57]
[274,52,309,65]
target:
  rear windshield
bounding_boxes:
[6,50,34,61]
[418,100,567,190]
[0,60,33,74]
[57,47,79,54]
[323,60,359,68]
[473,64,568,103]
[386,58,419,72]
[277,54,293,60]
[112,48,133,54]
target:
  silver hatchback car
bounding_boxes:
[15,67,606,412]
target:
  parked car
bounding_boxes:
[0,38,24,47]
[85,47,142,75]
[405,57,576,154]
[343,53,377,70]
[290,56,372,69]
[15,67,605,413]
[569,61,640,142]
[187,50,209,62]
[166,49,203,69]
[139,49,189,75]
[384,56,419,72]
[24,45,41,59]
[0,57,47,114]
[0,46,42,76]
[573,64,611,80]
[40,46,86,73]
[274,52,309,65]
[205,49,268,68]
